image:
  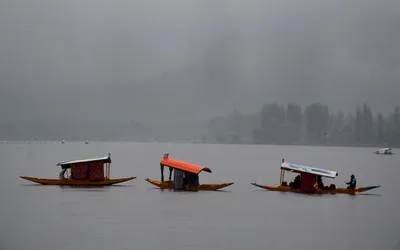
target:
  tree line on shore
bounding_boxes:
[206,102,400,147]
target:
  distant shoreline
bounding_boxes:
[0,140,397,149]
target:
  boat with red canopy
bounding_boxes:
[251,159,381,195]
[20,154,136,186]
[145,153,234,191]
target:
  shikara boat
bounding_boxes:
[145,153,234,191]
[374,148,394,155]
[251,160,381,195]
[20,154,136,186]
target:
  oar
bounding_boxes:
[344,181,360,195]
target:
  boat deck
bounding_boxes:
[20,176,136,186]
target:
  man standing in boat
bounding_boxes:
[346,174,357,189]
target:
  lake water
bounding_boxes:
[0,142,399,250]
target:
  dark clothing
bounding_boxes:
[59,168,67,180]
[186,173,199,187]
[290,175,301,189]
[346,176,357,189]
[317,176,325,189]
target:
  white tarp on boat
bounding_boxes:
[57,156,110,166]
[377,148,391,154]
[281,162,338,178]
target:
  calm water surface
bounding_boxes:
[0,142,399,250]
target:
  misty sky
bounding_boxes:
[1,0,400,132]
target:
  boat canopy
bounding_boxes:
[160,154,211,175]
[281,162,338,179]
[378,148,391,154]
[57,156,111,168]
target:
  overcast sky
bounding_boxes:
[1,0,400,129]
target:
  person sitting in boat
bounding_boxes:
[59,168,67,180]
[184,172,199,189]
[346,174,357,189]
[188,173,199,187]
[316,176,325,189]
[183,171,189,187]
[290,175,301,189]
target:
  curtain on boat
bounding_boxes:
[174,169,184,189]
[71,163,88,180]
[300,173,316,193]
[187,173,199,187]
[88,161,104,181]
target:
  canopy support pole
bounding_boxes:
[106,163,110,179]
[169,167,173,181]
[279,169,285,186]
[160,164,164,182]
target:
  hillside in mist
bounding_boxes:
[1,0,400,141]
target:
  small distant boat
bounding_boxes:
[20,154,136,186]
[374,148,394,155]
[145,153,234,191]
[251,160,381,195]
[61,140,66,144]
[85,141,89,144]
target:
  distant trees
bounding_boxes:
[252,103,302,144]
[207,110,259,144]
[286,103,303,143]
[376,112,384,143]
[386,106,400,145]
[207,102,400,147]
[355,103,374,144]
[304,103,329,144]
[259,102,286,144]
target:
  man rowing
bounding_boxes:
[346,174,357,189]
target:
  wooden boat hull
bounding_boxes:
[145,178,233,191]
[251,183,381,195]
[20,176,136,186]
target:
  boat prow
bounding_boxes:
[315,185,382,195]
[20,176,136,186]
[146,178,233,191]
[251,183,302,193]
[374,152,394,155]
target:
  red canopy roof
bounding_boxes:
[160,157,211,175]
